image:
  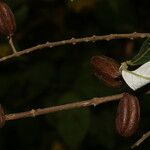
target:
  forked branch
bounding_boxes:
[1,32,150,62]
[0,32,149,148]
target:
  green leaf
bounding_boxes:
[129,38,150,65]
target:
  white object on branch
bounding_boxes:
[122,61,150,90]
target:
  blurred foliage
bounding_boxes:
[0,0,149,150]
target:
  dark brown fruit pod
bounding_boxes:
[116,93,140,137]
[0,104,5,128]
[101,76,122,88]
[90,55,122,87]
[90,56,121,79]
[0,1,16,37]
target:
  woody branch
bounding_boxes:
[2,92,149,148]
[5,93,123,121]
[1,32,150,62]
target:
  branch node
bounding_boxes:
[31,109,36,117]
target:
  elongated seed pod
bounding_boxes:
[90,55,122,87]
[116,93,140,137]
[90,56,121,79]
[0,1,16,37]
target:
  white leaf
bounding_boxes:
[122,61,150,90]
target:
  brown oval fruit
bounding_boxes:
[0,1,16,37]
[90,56,120,79]
[101,76,122,87]
[90,55,122,87]
[0,104,5,128]
[116,93,140,137]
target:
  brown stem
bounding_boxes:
[131,131,150,149]
[8,36,17,54]
[5,93,123,121]
[1,32,150,62]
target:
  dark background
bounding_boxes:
[0,0,150,150]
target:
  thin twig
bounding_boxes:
[5,93,123,121]
[1,32,150,62]
[131,131,150,149]
[8,36,17,53]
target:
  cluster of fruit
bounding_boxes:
[91,56,140,137]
